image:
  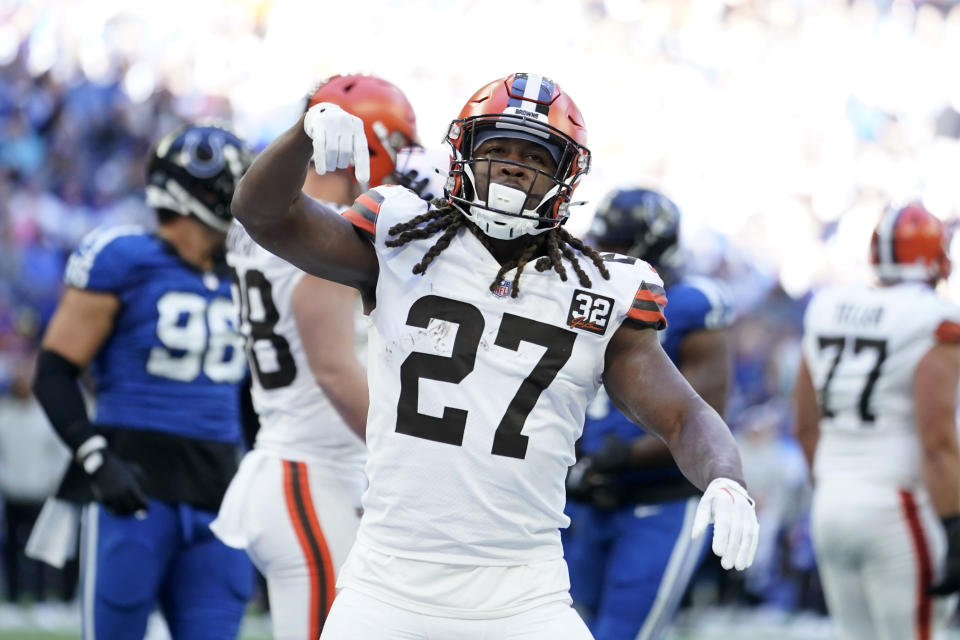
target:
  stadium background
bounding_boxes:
[2,0,960,637]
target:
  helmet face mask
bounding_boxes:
[146,123,252,233]
[444,74,591,241]
[870,202,951,285]
[307,74,419,187]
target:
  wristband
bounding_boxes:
[76,435,108,474]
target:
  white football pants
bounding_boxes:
[211,450,364,640]
[319,588,594,640]
[811,480,957,640]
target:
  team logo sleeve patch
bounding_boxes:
[935,319,960,344]
[341,188,385,242]
[627,281,668,330]
[566,289,615,335]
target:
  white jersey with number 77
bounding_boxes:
[801,281,960,486]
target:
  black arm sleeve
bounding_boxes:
[33,349,96,453]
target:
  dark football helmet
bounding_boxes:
[443,72,591,240]
[870,201,951,284]
[589,187,682,276]
[145,122,252,233]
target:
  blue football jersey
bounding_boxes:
[64,226,246,443]
[580,276,733,482]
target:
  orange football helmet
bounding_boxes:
[307,74,418,187]
[870,202,951,284]
[443,73,590,239]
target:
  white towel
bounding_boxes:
[209,449,270,549]
[25,497,81,568]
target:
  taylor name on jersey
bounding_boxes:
[802,281,960,485]
[342,186,666,565]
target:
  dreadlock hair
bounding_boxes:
[386,200,610,298]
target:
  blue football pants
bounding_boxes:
[563,497,706,640]
[79,500,253,640]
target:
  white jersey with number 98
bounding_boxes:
[225,218,367,471]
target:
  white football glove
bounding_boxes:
[303,102,370,184]
[691,477,759,571]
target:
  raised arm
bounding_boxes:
[231,109,377,295]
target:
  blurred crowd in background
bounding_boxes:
[2,0,960,631]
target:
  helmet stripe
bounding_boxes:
[507,74,526,110]
[510,73,551,116]
[876,206,900,269]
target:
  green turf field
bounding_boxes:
[0,628,271,640]
[0,607,956,640]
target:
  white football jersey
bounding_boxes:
[226,219,366,470]
[341,185,666,565]
[801,282,960,486]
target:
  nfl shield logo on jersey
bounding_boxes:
[492,278,512,298]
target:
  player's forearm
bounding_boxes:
[33,349,96,453]
[923,437,960,517]
[313,364,369,440]
[667,399,746,491]
[231,116,312,234]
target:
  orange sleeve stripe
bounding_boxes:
[936,320,960,344]
[342,208,376,235]
[627,307,667,326]
[634,289,667,308]
[356,192,383,216]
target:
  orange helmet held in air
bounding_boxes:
[307,74,418,187]
[870,202,951,284]
[443,73,591,240]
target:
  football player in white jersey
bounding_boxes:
[794,202,960,640]
[230,72,759,640]
[210,75,425,640]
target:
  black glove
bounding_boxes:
[565,435,633,509]
[590,434,633,474]
[566,456,598,503]
[929,515,960,595]
[77,436,149,516]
